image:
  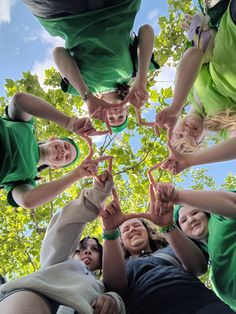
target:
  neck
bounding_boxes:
[38,144,47,166]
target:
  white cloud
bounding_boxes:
[31,30,64,87]
[0,0,15,23]
[148,9,159,22]
[153,63,176,92]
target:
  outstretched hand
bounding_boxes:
[101,188,147,230]
[155,105,181,135]
[126,84,149,109]
[160,141,191,175]
[140,184,174,227]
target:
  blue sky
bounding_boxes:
[0,0,235,189]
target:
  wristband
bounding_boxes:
[102,228,121,240]
[82,90,92,101]
[159,222,176,234]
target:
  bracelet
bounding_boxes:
[159,222,176,234]
[67,116,77,132]
[102,228,121,241]
[82,90,92,101]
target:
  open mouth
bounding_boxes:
[82,257,92,265]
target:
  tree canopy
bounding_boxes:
[0,0,234,283]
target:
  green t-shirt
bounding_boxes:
[188,3,236,133]
[208,213,236,311]
[0,108,39,207]
[36,0,149,95]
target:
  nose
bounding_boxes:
[188,216,196,224]
[84,248,91,255]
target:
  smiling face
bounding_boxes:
[106,106,128,127]
[40,139,77,168]
[178,207,209,241]
[120,218,151,257]
[172,114,204,144]
[73,238,101,271]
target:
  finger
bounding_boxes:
[112,188,119,202]
[149,184,156,208]
[105,113,112,135]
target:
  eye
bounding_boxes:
[109,117,115,121]
[91,246,99,252]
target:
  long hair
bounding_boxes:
[170,108,236,153]
[204,108,236,132]
[121,218,167,259]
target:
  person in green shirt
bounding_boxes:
[156,0,236,151]
[0,92,102,209]
[22,0,159,133]
[151,181,236,312]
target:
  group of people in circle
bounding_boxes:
[1,0,236,313]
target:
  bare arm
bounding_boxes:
[53,47,89,97]
[135,24,155,88]
[9,92,70,127]
[156,47,205,130]
[161,136,236,175]
[177,189,236,219]
[12,159,99,209]
[162,227,207,276]
[142,183,207,277]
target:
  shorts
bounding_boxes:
[0,289,60,314]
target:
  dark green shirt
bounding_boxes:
[36,0,144,95]
[208,213,236,311]
[0,108,39,207]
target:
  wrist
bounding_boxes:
[102,228,120,240]
[82,90,93,102]
[158,221,176,234]
[67,116,77,132]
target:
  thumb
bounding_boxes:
[121,212,148,223]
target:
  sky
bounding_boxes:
[0,0,236,189]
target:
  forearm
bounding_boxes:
[187,136,236,167]
[16,170,83,209]
[177,189,236,218]
[53,47,88,97]
[172,47,204,111]
[136,24,155,87]
[10,92,70,128]
[103,237,127,295]
[41,189,100,267]
[163,227,207,276]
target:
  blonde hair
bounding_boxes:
[172,108,236,153]
[204,108,236,132]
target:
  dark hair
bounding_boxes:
[73,236,103,270]
[121,218,167,258]
[115,83,130,100]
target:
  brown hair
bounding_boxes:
[121,218,167,258]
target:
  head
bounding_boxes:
[72,236,103,272]
[120,218,167,258]
[100,83,130,129]
[174,205,209,242]
[38,137,80,169]
[171,114,205,153]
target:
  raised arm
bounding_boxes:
[176,189,236,219]
[156,47,205,131]
[142,183,207,276]
[12,159,99,209]
[41,170,114,267]
[127,24,154,109]
[161,136,236,175]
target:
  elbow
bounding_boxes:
[18,196,36,209]
[138,24,155,37]
[53,46,67,64]
[185,261,208,277]
[11,92,28,105]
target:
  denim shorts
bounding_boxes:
[0,288,60,314]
